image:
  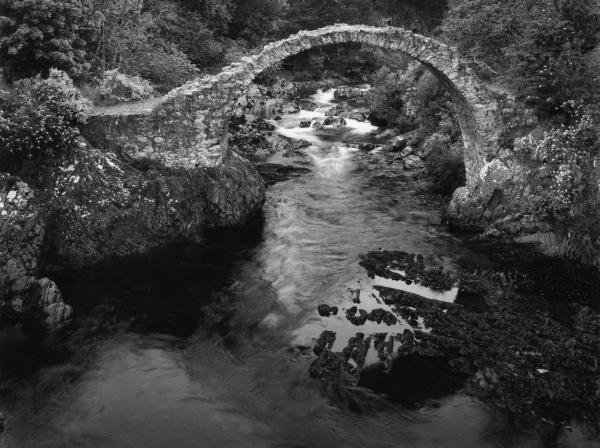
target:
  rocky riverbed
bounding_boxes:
[309,246,600,424]
[0,81,599,448]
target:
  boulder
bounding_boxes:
[324,116,347,127]
[256,163,312,186]
[297,100,317,111]
[388,135,408,152]
[334,86,364,100]
[347,111,366,121]
[1,139,266,327]
[403,155,425,170]
[44,145,265,269]
[312,121,324,130]
[299,120,312,128]
[281,102,301,114]
[0,175,73,326]
[255,119,276,132]
[375,129,397,140]
[359,143,377,152]
[326,105,345,117]
[400,146,415,158]
[318,304,339,317]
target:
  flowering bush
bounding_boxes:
[95,70,155,105]
[0,69,91,170]
[514,104,600,221]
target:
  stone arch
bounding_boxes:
[85,25,509,186]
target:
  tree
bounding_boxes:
[440,0,600,113]
[0,0,101,80]
[89,0,199,90]
[229,0,289,43]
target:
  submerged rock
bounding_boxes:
[349,248,600,421]
[345,306,368,326]
[403,155,425,170]
[256,163,312,186]
[318,304,339,317]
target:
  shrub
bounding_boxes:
[367,66,409,128]
[94,70,155,105]
[423,134,466,194]
[120,44,199,92]
[0,69,91,170]
[514,104,600,221]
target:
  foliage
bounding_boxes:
[367,66,411,129]
[441,0,600,113]
[120,43,199,91]
[423,135,466,194]
[229,0,289,43]
[0,69,91,169]
[514,103,600,221]
[0,0,101,80]
[144,1,225,67]
[88,0,200,91]
[94,69,155,105]
[191,0,235,33]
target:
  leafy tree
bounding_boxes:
[282,0,379,33]
[0,0,101,80]
[374,0,449,32]
[440,0,600,113]
[89,0,199,90]
[145,1,224,67]
[194,0,234,33]
[229,0,289,43]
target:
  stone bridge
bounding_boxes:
[84,24,526,187]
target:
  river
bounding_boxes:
[0,87,598,448]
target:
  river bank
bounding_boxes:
[0,83,598,447]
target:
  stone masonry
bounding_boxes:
[84,25,531,188]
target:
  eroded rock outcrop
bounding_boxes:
[0,139,265,326]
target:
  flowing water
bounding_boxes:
[0,88,598,448]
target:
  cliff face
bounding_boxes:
[0,139,265,326]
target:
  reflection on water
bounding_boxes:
[1,87,598,448]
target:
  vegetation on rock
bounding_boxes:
[0,69,91,173]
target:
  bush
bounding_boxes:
[367,66,409,128]
[94,70,155,105]
[423,134,466,194]
[120,44,199,92]
[514,104,600,221]
[0,69,91,170]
